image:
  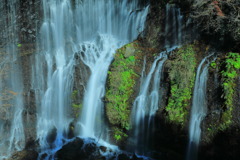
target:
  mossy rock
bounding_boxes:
[203,52,240,143]
[165,44,197,127]
[71,90,82,119]
[105,40,155,143]
[105,41,141,129]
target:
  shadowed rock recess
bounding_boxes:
[0,0,239,160]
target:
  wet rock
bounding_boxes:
[46,127,57,144]
[39,153,48,160]
[131,154,144,160]
[124,43,136,58]
[118,153,129,160]
[55,137,140,160]
[7,150,38,160]
[100,146,107,153]
[55,138,84,160]
[55,137,107,160]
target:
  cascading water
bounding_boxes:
[31,0,149,158]
[186,55,214,160]
[131,52,168,154]
[0,1,25,159]
[76,0,149,140]
[32,1,76,158]
[130,3,183,155]
[165,4,183,48]
[78,36,118,139]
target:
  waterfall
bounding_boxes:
[76,0,149,140]
[131,52,167,154]
[130,3,183,154]
[165,4,183,48]
[0,0,25,159]
[30,0,149,158]
[32,1,77,158]
[186,55,214,160]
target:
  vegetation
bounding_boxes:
[204,52,239,142]
[210,61,217,69]
[105,42,142,141]
[113,127,128,142]
[219,52,240,130]
[166,45,197,126]
[71,90,82,118]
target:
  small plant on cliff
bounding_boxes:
[210,61,217,69]
[113,128,127,142]
[220,52,240,130]
[17,43,22,47]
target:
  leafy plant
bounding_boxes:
[210,61,217,69]
[113,127,127,142]
[219,52,240,130]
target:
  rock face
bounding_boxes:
[55,137,147,160]
[56,142,103,160]
[190,0,240,51]
[0,0,41,46]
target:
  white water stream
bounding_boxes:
[30,0,148,159]
[130,3,183,154]
[186,55,215,160]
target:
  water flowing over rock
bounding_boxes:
[186,55,215,160]
[165,4,183,48]
[29,0,149,158]
[131,51,167,154]
[76,0,149,140]
[129,4,183,155]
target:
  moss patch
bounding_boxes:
[165,44,197,126]
[106,42,140,131]
[71,90,82,119]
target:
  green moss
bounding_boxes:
[219,52,240,130]
[71,90,82,118]
[72,90,78,99]
[106,44,138,129]
[105,42,142,138]
[166,45,197,126]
